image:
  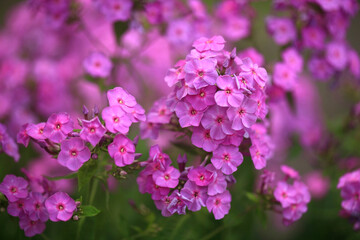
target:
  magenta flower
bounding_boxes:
[302,26,326,50]
[43,112,74,143]
[227,97,257,131]
[26,123,47,140]
[57,137,91,171]
[19,215,46,237]
[192,35,226,52]
[154,195,173,217]
[206,190,231,220]
[236,72,255,93]
[107,87,137,113]
[185,85,216,111]
[211,146,243,175]
[7,199,25,217]
[187,166,214,186]
[17,123,30,147]
[45,192,76,222]
[168,190,190,215]
[191,126,222,152]
[147,97,172,124]
[281,165,300,180]
[184,58,218,89]
[273,62,297,90]
[316,0,340,11]
[175,101,204,128]
[214,75,244,107]
[274,181,297,208]
[206,164,227,196]
[308,57,334,81]
[282,48,303,73]
[80,117,106,146]
[102,106,132,134]
[83,52,113,78]
[201,105,234,140]
[96,0,133,22]
[164,60,186,87]
[326,42,348,71]
[240,58,268,88]
[0,175,28,202]
[152,166,180,188]
[266,16,296,45]
[181,181,207,211]
[24,192,49,222]
[223,16,250,41]
[249,144,267,170]
[108,134,135,167]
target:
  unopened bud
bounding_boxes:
[75,201,81,207]
[83,105,89,118]
[93,105,99,116]
[91,153,98,160]
[73,215,79,221]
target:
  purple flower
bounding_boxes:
[282,48,303,73]
[340,181,360,213]
[316,0,340,11]
[0,175,28,202]
[26,123,47,140]
[326,42,348,71]
[153,166,180,188]
[24,192,49,222]
[181,181,207,211]
[266,16,296,45]
[214,75,244,107]
[57,137,91,171]
[211,146,243,175]
[201,105,234,140]
[308,57,334,81]
[240,58,268,88]
[7,199,25,217]
[168,190,190,215]
[274,181,297,208]
[102,106,132,134]
[187,166,214,186]
[96,0,133,22]
[17,123,30,147]
[273,62,297,90]
[302,26,326,50]
[281,165,300,180]
[185,85,216,111]
[147,97,172,124]
[227,97,257,131]
[184,58,218,89]
[206,164,227,196]
[191,126,222,152]
[19,215,46,237]
[108,134,135,167]
[206,190,231,220]
[192,36,226,52]
[83,52,113,78]
[45,192,76,222]
[80,117,107,146]
[154,195,173,217]
[43,112,74,143]
[175,101,204,128]
[223,16,250,41]
[249,144,267,170]
[107,87,137,113]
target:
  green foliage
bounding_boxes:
[80,205,101,217]
[77,158,98,191]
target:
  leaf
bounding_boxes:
[78,158,98,191]
[113,21,129,43]
[245,192,260,203]
[81,205,100,217]
[0,193,7,201]
[45,173,77,181]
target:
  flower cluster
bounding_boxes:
[20,87,145,171]
[338,169,360,230]
[0,123,19,161]
[0,174,76,237]
[267,0,360,82]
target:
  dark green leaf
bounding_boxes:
[245,192,260,203]
[81,205,100,217]
[113,21,129,43]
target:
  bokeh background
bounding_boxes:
[1,0,360,239]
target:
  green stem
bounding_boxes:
[89,178,99,205]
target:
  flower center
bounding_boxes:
[199,175,205,181]
[215,199,221,206]
[200,91,205,98]
[216,117,223,124]
[57,204,64,211]
[119,147,126,153]
[238,109,245,116]
[55,123,61,130]
[94,61,101,68]
[198,70,204,77]
[35,203,41,210]
[225,89,232,94]
[190,109,197,116]
[10,186,17,193]
[223,154,230,161]
[193,191,199,198]
[159,109,166,116]
[89,127,95,133]
[118,99,123,104]
[39,128,44,134]
[70,150,78,157]
[164,174,170,180]
[113,117,119,123]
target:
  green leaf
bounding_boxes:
[81,205,100,217]
[245,192,260,203]
[45,173,77,181]
[0,193,7,201]
[78,158,98,191]
[113,21,129,43]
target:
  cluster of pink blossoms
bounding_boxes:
[18,86,144,171]
[267,0,359,83]
[138,36,273,219]
[0,123,19,161]
[338,169,360,230]
[0,174,76,237]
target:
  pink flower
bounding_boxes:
[206,164,227,196]
[273,62,297,90]
[214,75,244,107]
[26,123,47,140]
[223,16,250,41]
[274,181,297,208]
[181,181,207,211]
[19,215,46,237]
[185,85,216,111]
[147,97,172,124]
[57,137,91,171]
[282,48,303,73]
[168,190,189,215]
[184,58,218,89]
[175,101,204,128]
[316,0,340,11]
[326,42,348,71]
[152,166,180,188]
[7,199,25,217]
[211,146,243,175]
[227,97,257,131]
[17,123,30,147]
[24,192,49,222]
[302,27,326,50]
[107,87,137,113]
[304,172,330,199]
[192,35,226,52]
[108,134,135,167]
[83,52,113,78]
[0,175,28,202]
[191,126,222,152]
[266,16,296,45]
[240,58,268,88]
[249,144,267,170]
[102,106,132,134]
[43,112,74,143]
[201,105,234,140]
[187,166,214,186]
[281,165,300,180]
[80,117,107,146]
[96,0,133,22]
[45,192,76,222]
[206,190,231,220]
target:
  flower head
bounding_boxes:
[57,137,91,171]
[0,175,28,202]
[45,192,76,222]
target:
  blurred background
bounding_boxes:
[1,0,360,239]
